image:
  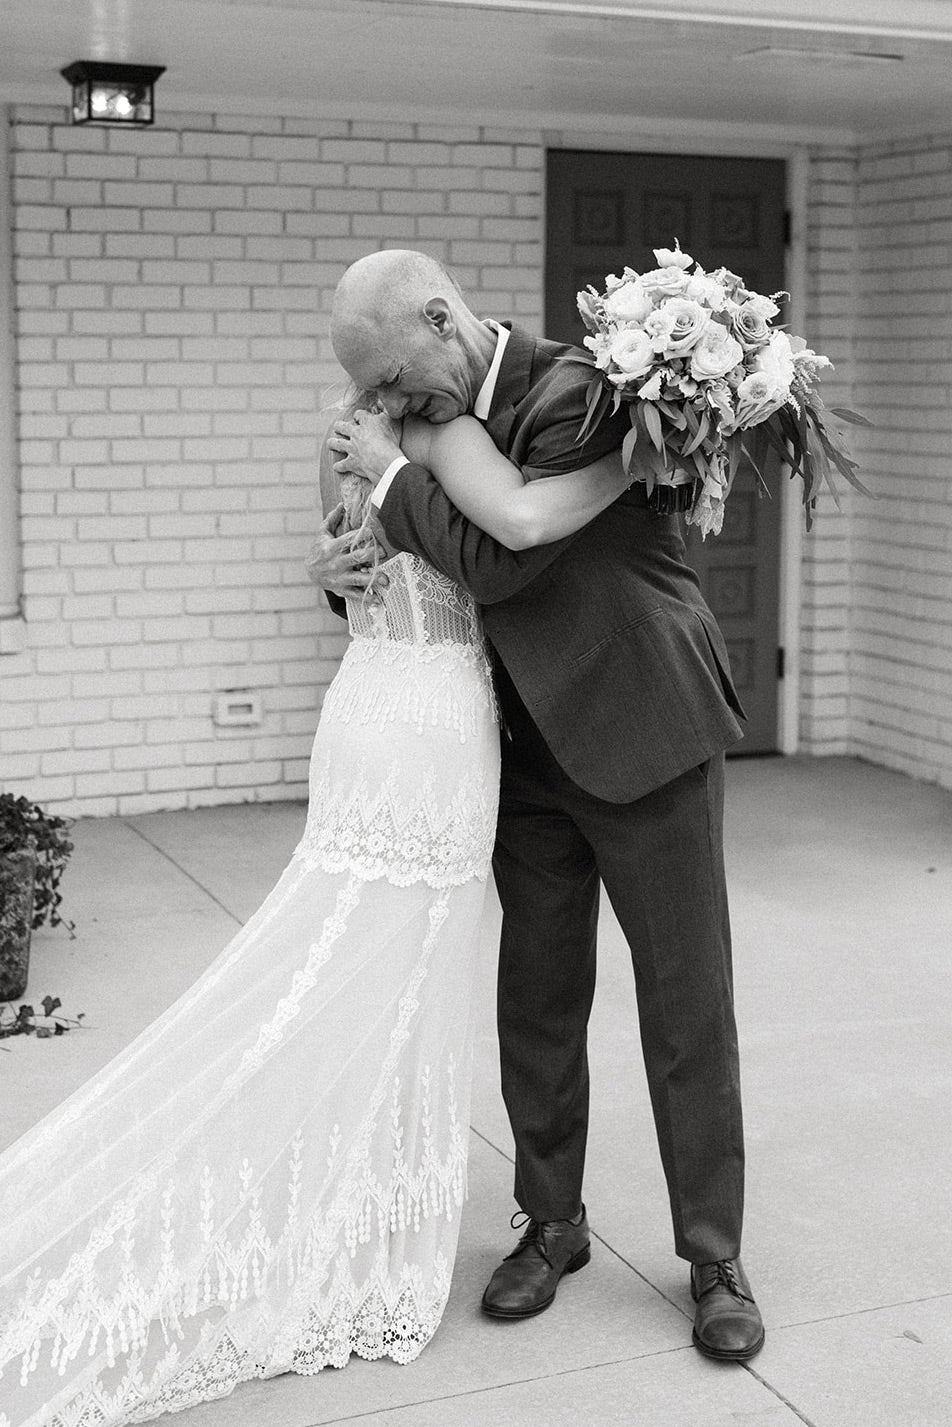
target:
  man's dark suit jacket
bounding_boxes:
[342,323,745,804]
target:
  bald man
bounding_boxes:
[307,250,764,1362]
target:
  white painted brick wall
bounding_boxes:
[1,106,543,815]
[849,133,952,791]
[799,136,952,791]
[3,106,949,808]
[799,148,859,758]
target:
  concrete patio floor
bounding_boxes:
[3,755,951,1427]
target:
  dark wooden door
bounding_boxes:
[545,150,787,753]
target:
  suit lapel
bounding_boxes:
[483,324,536,455]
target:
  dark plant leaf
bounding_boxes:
[621,424,639,476]
[807,408,876,498]
[577,378,610,444]
[642,400,664,452]
[683,409,710,457]
[657,399,688,429]
[554,352,596,369]
[828,406,873,427]
[740,438,769,490]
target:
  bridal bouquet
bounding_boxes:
[572,242,870,536]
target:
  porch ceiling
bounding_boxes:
[1,0,951,141]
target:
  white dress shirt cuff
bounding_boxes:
[370,455,410,509]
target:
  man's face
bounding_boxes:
[343,321,474,424]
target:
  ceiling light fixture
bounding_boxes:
[61,61,166,126]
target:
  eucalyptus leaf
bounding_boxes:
[642,400,665,452]
[555,352,597,369]
[683,410,710,458]
[621,424,639,476]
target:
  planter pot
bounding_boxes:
[0,846,37,1001]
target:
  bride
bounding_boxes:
[0,406,629,1427]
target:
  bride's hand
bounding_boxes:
[328,410,403,485]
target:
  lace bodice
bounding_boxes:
[346,552,483,652]
[298,551,499,890]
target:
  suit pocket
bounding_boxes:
[574,606,664,665]
[693,610,746,720]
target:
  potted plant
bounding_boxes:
[0,793,75,1001]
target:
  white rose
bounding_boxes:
[602,280,653,325]
[638,266,690,298]
[690,328,745,381]
[751,330,795,392]
[658,298,711,355]
[711,266,745,298]
[730,301,772,350]
[609,328,655,379]
[683,273,728,310]
[643,307,677,353]
[743,291,781,321]
[604,266,640,293]
[653,243,693,270]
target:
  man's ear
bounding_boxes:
[422,296,456,341]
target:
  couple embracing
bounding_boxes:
[0,249,761,1427]
[314,250,764,1358]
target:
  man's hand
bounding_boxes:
[327,410,404,486]
[305,503,388,599]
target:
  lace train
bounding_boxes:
[0,553,500,1426]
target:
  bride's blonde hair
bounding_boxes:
[329,387,378,534]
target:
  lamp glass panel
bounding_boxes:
[88,83,152,123]
[71,82,90,123]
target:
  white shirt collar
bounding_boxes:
[473,321,510,421]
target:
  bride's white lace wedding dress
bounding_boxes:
[0,552,500,1427]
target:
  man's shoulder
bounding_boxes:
[500,325,629,472]
[516,329,595,412]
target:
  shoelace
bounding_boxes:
[697,1259,752,1303]
[507,1212,550,1265]
[507,1210,585,1269]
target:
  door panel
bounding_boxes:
[546,150,787,753]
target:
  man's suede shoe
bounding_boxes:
[481,1209,591,1319]
[691,1258,765,1361]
